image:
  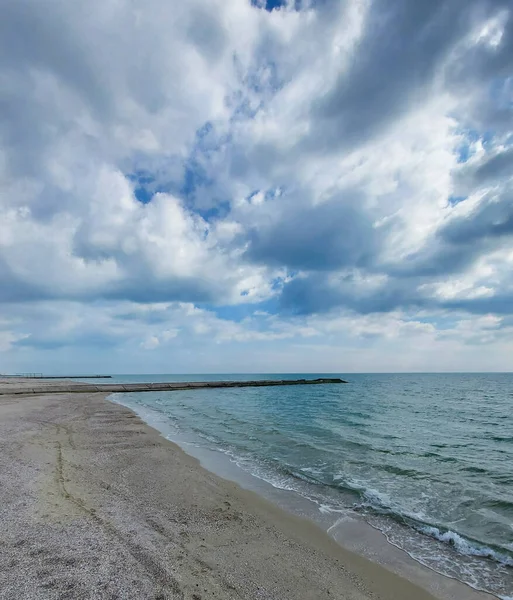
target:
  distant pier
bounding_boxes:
[0,378,347,395]
[3,374,112,379]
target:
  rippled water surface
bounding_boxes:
[108,373,513,598]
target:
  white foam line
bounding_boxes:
[362,519,506,600]
[327,517,349,535]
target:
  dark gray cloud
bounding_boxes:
[456,148,513,192]
[307,0,507,152]
[0,1,109,112]
[186,5,228,62]
[0,264,52,303]
[279,267,513,318]
[389,190,513,278]
[311,0,470,148]
[258,183,513,316]
[0,266,218,306]
[15,331,120,350]
[0,1,113,177]
[442,197,513,245]
[278,272,426,315]
[441,292,513,316]
[474,149,513,183]
[245,192,379,270]
[104,277,216,305]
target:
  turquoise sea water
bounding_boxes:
[104,373,513,598]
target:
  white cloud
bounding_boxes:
[0,331,29,353]
[1,0,512,372]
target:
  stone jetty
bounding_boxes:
[0,377,347,395]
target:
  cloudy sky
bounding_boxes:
[1,0,512,374]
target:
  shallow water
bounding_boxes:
[108,373,513,598]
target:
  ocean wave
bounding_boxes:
[418,525,513,568]
[422,451,458,462]
[378,464,428,479]
[242,455,513,573]
[460,465,488,474]
[483,499,513,512]
[292,469,513,579]
[327,476,513,570]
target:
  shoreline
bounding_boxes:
[110,391,499,600]
[0,380,495,599]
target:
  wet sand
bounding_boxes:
[0,380,494,600]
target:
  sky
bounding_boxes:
[0,0,512,374]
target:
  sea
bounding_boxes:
[85,373,513,599]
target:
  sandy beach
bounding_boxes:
[0,380,494,600]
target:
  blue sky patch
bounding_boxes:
[251,0,288,11]
[448,195,468,206]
